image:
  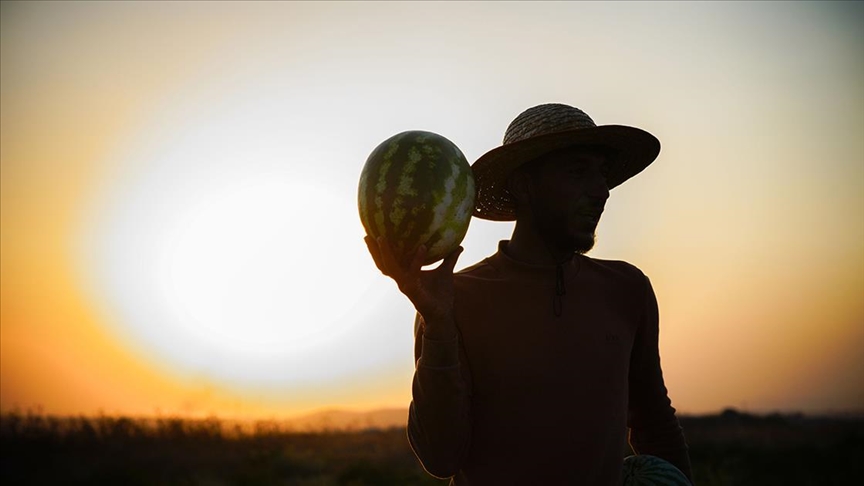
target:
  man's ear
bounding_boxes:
[506,167,532,205]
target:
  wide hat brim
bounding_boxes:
[471,124,660,221]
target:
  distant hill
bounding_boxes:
[282,406,864,432]
[285,408,409,432]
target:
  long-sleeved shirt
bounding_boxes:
[407,241,692,485]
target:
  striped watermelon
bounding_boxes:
[358,130,475,266]
[622,455,691,486]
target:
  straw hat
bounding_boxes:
[471,103,660,221]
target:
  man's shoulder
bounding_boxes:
[581,255,648,283]
[453,257,498,279]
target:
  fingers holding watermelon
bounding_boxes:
[364,235,462,335]
[363,235,387,274]
[364,235,418,280]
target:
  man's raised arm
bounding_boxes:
[363,237,472,478]
[407,313,472,478]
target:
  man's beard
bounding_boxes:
[570,231,597,255]
[556,227,596,255]
[536,217,597,256]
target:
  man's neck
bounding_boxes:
[505,219,575,265]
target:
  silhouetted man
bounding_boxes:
[366,103,692,485]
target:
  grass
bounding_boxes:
[680,410,864,486]
[1,409,861,485]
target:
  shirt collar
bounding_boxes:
[486,240,583,285]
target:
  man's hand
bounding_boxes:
[364,236,462,339]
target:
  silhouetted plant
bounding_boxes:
[2,412,861,486]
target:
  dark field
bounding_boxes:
[1,409,862,486]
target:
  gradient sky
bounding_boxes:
[1,1,862,419]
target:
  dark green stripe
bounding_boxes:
[361,134,398,236]
[357,169,371,233]
[416,136,456,241]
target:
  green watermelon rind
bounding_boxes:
[358,130,475,266]
[622,455,690,486]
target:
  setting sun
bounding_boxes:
[79,172,379,387]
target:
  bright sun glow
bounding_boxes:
[75,74,395,390]
[163,179,364,356]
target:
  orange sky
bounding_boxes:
[1,1,862,419]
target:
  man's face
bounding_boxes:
[523,147,611,254]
